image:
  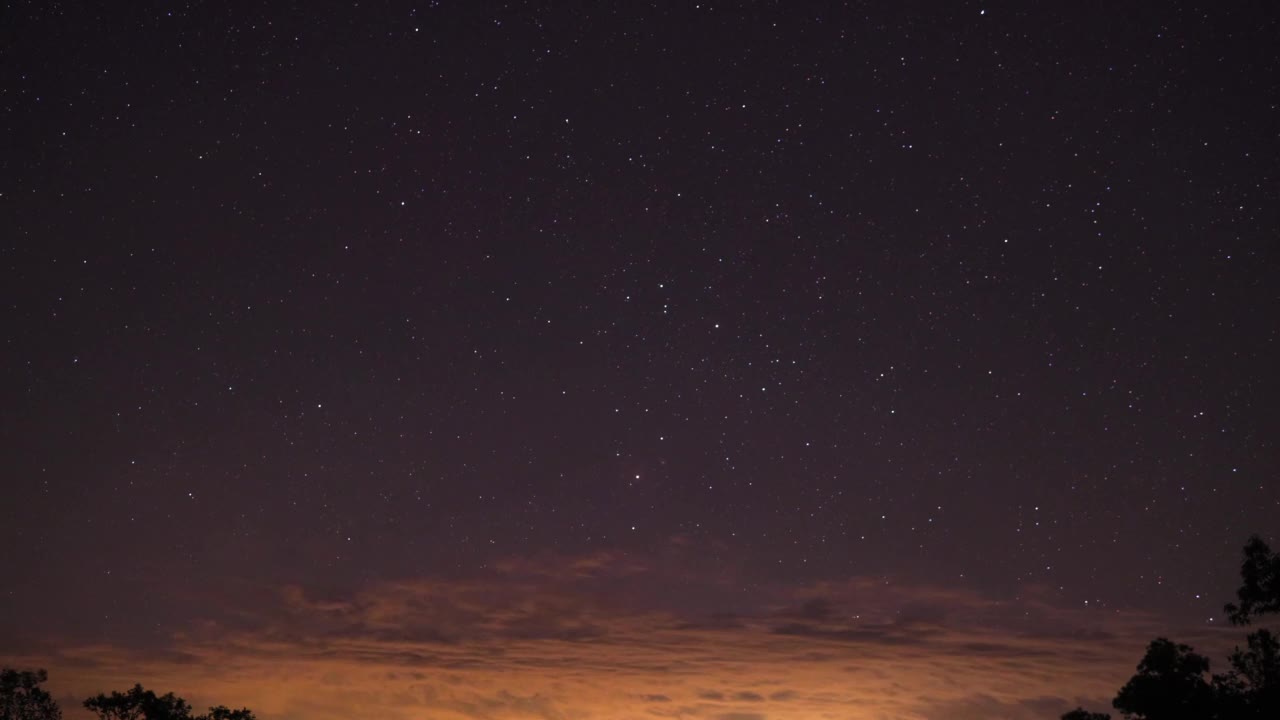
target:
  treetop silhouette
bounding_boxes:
[1225,535,1280,626]
[1062,535,1280,720]
[0,668,62,720]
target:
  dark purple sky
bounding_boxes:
[2,2,1277,718]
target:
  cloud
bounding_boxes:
[6,550,1246,720]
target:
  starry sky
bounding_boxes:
[2,2,1277,719]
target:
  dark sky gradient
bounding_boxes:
[2,2,1278,718]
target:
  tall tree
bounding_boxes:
[1225,536,1280,626]
[0,669,62,720]
[1063,537,1280,719]
[1213,628,1280,720]
[1215,536,1280,718]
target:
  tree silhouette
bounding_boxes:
[1063,536,1279,719]
[1224,536,1280,626]
[1110,638,1215,719]
[1060,708,1110,720]
[1215,536,1280,719]
[84,685,192,720]
[199,708,256,720]
[1213,628,1280,719]
[83,686,255,720]
[0,669,61,720]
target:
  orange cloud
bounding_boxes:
[5,552,1243,720]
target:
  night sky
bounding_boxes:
[2,2,1278,719]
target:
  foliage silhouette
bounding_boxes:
[199,708,256,720]
[1062,536,1279,720]
[1225,535,1280,626]
[0,669,62,720]
[84,685,192,720]
[83,685,255,720]
[1110,638,1215,719]
[1213,628,1279,720]
[1060,708,1110,720]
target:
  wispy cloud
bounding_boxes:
[5,549,1241,720]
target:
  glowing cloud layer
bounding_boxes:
[9,550,1237,720]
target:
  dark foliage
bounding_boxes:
[1061,708,1110,720]
[1067,536,1279,719]
[83,685,255,720]
[1212,628,1280,719]
[199,708,256,720]
[0,669,62,720]
[1225,536,1280,626]
[1111,639,1215,719]
[84,685,192,720]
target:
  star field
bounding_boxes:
[2,2,1278,719]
